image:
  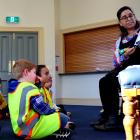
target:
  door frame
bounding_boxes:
[0,27,44,64]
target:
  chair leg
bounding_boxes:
[135,98,140,140]
[123,96,136,140]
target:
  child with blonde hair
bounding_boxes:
[8,59,71,139]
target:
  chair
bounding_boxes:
[118,65,140,140]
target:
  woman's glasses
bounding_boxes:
[120,13,135,21]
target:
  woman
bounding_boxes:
[91,6,140,131]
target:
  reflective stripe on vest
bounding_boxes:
[17,86,39,138]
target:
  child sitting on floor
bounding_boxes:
[36,65,75,129]
[0,78,9,120]
[8,59,72,139]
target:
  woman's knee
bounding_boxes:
[99,76,107,85]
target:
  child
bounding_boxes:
[45,71,71,116]
[8,59,71,139]
[0,78,9,120]
[36,65,75,129]
[36,65,70,114]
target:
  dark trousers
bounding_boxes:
[99,66,124,117]
[99,48,140,117]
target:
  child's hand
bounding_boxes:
[55,108,62,112]
[55,109,60,112]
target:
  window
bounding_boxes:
[64,24,120,73]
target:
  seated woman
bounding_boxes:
[91,6,140,131]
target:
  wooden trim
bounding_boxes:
[61,19,118,33]
[0,27,44,64]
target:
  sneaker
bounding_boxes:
[51,128,72,140]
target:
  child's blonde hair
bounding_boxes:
[12,59,36,79]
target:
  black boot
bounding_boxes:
[93,115,119,131]
[90,111,108,127]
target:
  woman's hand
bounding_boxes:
[124,47,136,57]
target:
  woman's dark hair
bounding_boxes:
[36,65,46,76]
[117,6,140,37]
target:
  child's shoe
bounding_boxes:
[68,122,76,130]
[51,128,72,140]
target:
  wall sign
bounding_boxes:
[6,16,20,23]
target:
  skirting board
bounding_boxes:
[56,98,101,106]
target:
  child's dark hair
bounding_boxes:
[36,65,46,76]
[117,6,140,37]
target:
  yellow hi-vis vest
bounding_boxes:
[8,82,60,139]
[40,87,53,108]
